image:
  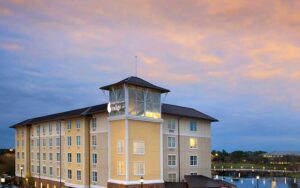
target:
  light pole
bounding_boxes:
[256,175,260,188]
[20,166,23,188]
[1,177,5,188]
[140,176,144,188]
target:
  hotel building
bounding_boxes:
[11,76,218,188]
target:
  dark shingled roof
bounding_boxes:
[184,175,236,188]
[9,103,218,128]
[100,76,170,93]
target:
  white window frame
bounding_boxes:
[117,140,124,154]
[133,141,145,155]
[76,153,81,163]
[92,171,98,182]
[76,119,81,129]
[134,161,145,176]
[67,153,72,163]
[91,135,97,146]
[67,169,72,179]
[67,136,72,146]
[168,136,176,148]
[76,136,81,146]
[190,155,198,166]
[91,118,97,130]
[49,167,53,176]
[168,154,176,167]
[67,120,72,130]
[77,170,81,181]
[168,173,177,182]
[190,121,197,132]
[168,119,176,130]
[92,153,97,164]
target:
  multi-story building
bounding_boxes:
[11,76,218,188]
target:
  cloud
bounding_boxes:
[1,43,22,51]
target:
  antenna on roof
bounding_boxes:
[135,55,138,77]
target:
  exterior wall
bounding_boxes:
[128,120,161,181]
[162,115,212,182]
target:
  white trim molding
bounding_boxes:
[64,182,89,188]
[108,179,164,185]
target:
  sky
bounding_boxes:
[0,0,300,151]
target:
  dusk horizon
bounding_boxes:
[1,0,300,152]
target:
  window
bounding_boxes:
[37,139,40,146]
[133,141,145,155]
[49,123,52,135]
[22,140,24,147]
[49,153,53,161]
[76,119,81,129]
[189,138,198,149]
[117,161,125,175]
[67,120,72,130]
[190,156,198,166]
[56,122,60,135]
[49,138,53,147]
[37,166,40,174]
[43,126,46,135]
[67,169,72,179]
[109,87,125,116]
[43,166,46,174]
[31,152,34,160]
[56,168,60,177]
[92,171,98,182]
[22,152,24,159]
[17,152,19,159]
[92,153,97,164]
[31,140,34,147]
[31,165,34,173]
[76,136,80,146]
[49,167,53,176]
[56,153,60,162]
[168,119,176,130]
[17,140,19,147]
[67,153,72,162]
[92,135,97,146]
[168,174,176,182]
[117,140,124,154]
[43,139,46,147]
[67,136,72,146]
[134,161,145,175]
[190,121,197,131]
[37,152,40,160]
[191,173,197,176]
[21,128,24,136]
[37,127,40,135]
[77,170,81,181]
[91,118,97,129]
[43,153,46,160]
[76,153,81,163]
[56,137,60,146]
[168,155,176,166]
[168,137,176,148]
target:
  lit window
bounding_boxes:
[68,169,72,179]
[117,161,125,175]
[134,161,145,175]
[168,137,176,148]
[133,141,145,155]
[168,119,176,130]
[190,121,197,132]
[76,136,80,146]
[189,138,198,149]
[91,118,97,130]
[67,153,72,163]
[168,174,176,182]
[190,156,198,166]
[67,120,72,130]
[92,135,97,146]
[76,153,81,163]
[76,119,81,129]
[77,170,81,181]
[92,153,97,164]
[92,171,98,182]
[168,155,176,166]
[67,136,72,146]
[117,140,124,154]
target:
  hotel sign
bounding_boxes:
[107,102,125,113]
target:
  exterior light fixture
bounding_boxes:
[0,178,5,183]
[140,176,144,188]
[256,176,260,188]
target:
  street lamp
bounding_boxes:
[256,175,260,188]
[140,176,144,188]
[1,178,5,188]
[20,166,24,188]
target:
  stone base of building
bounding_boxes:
[107,182,165,188]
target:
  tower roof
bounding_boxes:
[100,76,170,93]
